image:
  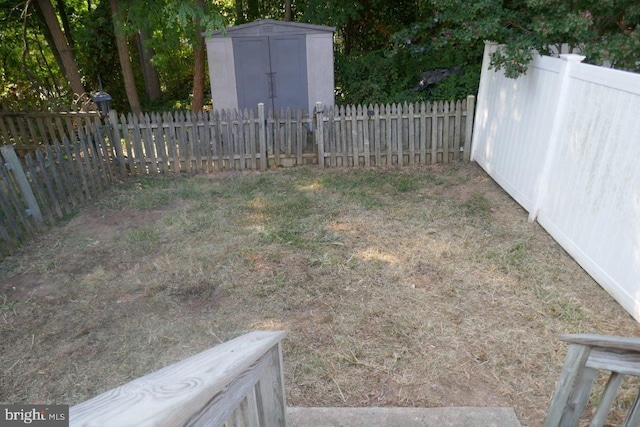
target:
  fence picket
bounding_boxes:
[163,112,176,173]
[34,117,48,145]
[285,108,292,160]
[151,113,167,174]
[408,103,415,166]
[372,105,380,166]
[120,114,133,175]
[173,112,184,172]
[0,116,11,143]
[324,107,333,167]
[24,154,55,226]
[454,100,462,162]
[430,102,438,164]
[203,111,214,172]
[443,101,450,164]
[25,117,39,144]
[0,166,25,241]
[99,125,115,183]
[361,105,370,168]
[2,168,35,235]
[108,111,127,177]
[239,110,247,171]
[62,115,78,153]
[190,112,200,173]
[391,104,399,166]
[296,109,304,166]
[86,126,108,189]
[418,102,426,164]
[142,113,157,175]
[129,113,143,175]
[88,129,106,189]
[273,109,281,168]
[44,116,59,145]
[53,140,77,209]
[61,136,85,204]
[211,111,221,171]
[0,146,43,230]
[14,117,28,144]
[5,117,19,144]
[225,110,234,170]
[69,136,91,202]
[44,144,71,215]
[79,136,98,196]
[350,106,357,166]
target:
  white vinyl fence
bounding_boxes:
[472,42,640,321]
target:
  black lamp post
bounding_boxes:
[92,90,112,119]
[92,76,112,120]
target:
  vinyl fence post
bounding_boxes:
[528,53,585,223]
[470,41,498,163]
[258,103,267,171]
[0,145,44,229]
[315,102,325,168]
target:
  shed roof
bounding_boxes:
[207,19,335,38]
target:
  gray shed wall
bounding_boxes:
[205,20,334,112]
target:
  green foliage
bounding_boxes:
[0,1,70,110]
[426,0,640,77]
[109,0,228,111]
[74,1,127,110]
[4,0,636,111]
[335,39,482,105]
[315,0,483,104]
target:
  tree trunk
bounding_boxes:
[110,0,141,115]
[247,0,259,21]
[284,0,292,21]
[55,0,75,49]
[137,28,162,102]
[35,0,85,97]
[192,0,206,112]
[235,0,244,24]
[30,1,64,80]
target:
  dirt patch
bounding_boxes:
[1,164,638,426]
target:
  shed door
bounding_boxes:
[233,35,308,112]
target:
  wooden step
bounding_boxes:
[287,407,521,427]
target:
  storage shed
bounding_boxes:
[205,19,335,113]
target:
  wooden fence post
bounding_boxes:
[463,95,475,162]
[258,103,267,171]
[0,145,44,229]
[315,102,325,168]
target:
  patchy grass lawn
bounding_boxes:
[1,163,638,426]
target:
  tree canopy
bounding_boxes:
[405,0,640,78]
[1,0,638,112]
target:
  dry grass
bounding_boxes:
[1,163,638,426]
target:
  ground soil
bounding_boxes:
[1,163,638,426]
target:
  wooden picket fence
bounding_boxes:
[110,96,475,174]
[0,97,475,256]
[0,111,103,158]
[0,119,114,256]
